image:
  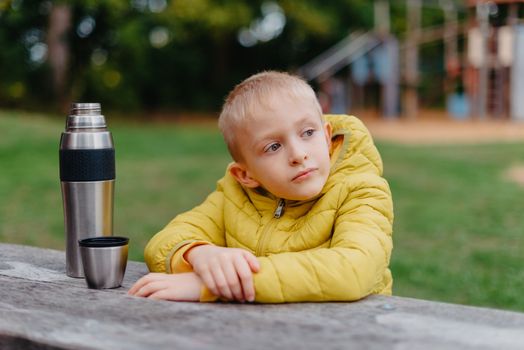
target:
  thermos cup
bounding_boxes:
[59,103,115,278]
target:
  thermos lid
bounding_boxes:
[66,103,106,129]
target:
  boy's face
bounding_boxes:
[230,95,332,201]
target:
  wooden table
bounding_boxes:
[1,243,524,349]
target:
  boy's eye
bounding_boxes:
[303,129,315,137]
[264,143,281,153]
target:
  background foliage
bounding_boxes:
[0,0,459,112]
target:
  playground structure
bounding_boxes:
[299,0,524,121]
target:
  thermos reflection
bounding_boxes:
[59,103,115,277]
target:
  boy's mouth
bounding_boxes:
[292,168,316,182]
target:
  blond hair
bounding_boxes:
[218,71,322,161]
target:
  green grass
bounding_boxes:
[382,142,524,311]
[1,110,524,312]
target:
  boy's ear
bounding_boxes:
[229,162,260,188]
[323,122,333,145]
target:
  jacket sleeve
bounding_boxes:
[252,116,394,303]
[144,188,226,273]
[253,175,393,303]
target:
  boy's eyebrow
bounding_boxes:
[249,124,283,148]
[294,115,320,126]
[251,132,275,149]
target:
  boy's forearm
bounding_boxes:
[144,190,226,272]
[252,243,391,303]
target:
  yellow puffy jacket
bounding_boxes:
[145,115,394,303]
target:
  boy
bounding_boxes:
[128,71,393,303]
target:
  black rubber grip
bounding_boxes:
[60,148,115,181]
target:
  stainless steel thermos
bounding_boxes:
[59,103,115,278]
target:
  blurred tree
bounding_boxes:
[0,0,399,114]
[0,0,54,109]
[47,2,71,109]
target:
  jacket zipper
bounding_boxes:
[273,198,285,218]
[255,199,285,256]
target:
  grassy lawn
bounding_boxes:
[1,110,524,312]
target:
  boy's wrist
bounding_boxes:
[170,241,211,273]
[184,243,209,266]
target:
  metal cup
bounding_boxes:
[79,237,129,289]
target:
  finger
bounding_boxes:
[128,273,163,295]
[233,256,254,302]
[198,268,219,296]
[148,289,178,301]
[221,259,244,301]
[135,281,167,298]
[128,275,151,295]
[148,285,197,302]
[148,290,168,301]
[210,266,233,300]
[242,251,260,272]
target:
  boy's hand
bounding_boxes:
[128,272,202,301]
[186,245,260,302]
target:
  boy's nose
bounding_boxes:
[288,145,308,165]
